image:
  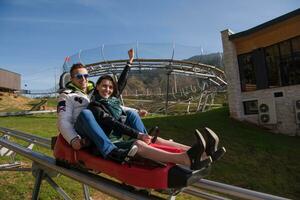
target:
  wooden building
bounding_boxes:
[221,8,300,135]
[0,68,21,92]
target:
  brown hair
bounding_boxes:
[70,63,85,77]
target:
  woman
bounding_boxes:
[87,49,215,170]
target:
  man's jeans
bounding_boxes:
[74,109,147,157]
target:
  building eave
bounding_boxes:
[229,8,300,40]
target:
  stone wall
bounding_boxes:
[241,86,300,136]
[221,29,243,119]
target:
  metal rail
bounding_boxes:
[0,110,56,117]
[0,138,164,200]
[0,127,51,149]
[193,179,290,200]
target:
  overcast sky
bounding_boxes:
[0,0,299,90]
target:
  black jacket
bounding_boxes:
[87,64,140,139]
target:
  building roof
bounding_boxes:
[0,68,21,76]
[229,8,300,40]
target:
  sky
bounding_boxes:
[0,0,299,90]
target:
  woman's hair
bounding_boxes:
[94,75,118,97]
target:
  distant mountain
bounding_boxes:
[186,52,224,69]
[124,52,225,96]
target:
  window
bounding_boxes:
[265,45,280,87]
[291,36,300,85]
[237,36,300,92]
[279,40,293,86]
[238,53,256,92]
[243,100,258,115]
[253,48,268,89]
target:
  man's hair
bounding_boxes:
[70,63,85,77]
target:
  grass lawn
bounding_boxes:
[0,107,299,199]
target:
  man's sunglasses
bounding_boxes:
[74,73,89,79]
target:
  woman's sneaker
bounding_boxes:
[107,145,138,164]
[148,126,159,143]
[123,145,138,163]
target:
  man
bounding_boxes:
[57,63,94,149]
[57,50,143,162]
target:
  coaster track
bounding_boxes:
[85,59,227,87]
[0,127,289,200]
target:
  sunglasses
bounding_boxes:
[74,73,89,79]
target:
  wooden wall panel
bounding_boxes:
[233,15,300,54]
[0,69,21,90]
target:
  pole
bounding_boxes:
[165,72,170,114]
[32,169,44,200]
[174,73,177,93]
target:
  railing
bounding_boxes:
[0,110,56,117]
[63,43,222,72]
[62,43,227,87]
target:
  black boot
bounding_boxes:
[107,145,138,164]
[148,126,159,143]
[201,127,226,161]
[187,130,212,170]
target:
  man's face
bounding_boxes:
[71,68,89,91]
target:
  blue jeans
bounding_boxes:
[75,109,147,157]
[75,109,116,158]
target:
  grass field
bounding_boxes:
[0,107,299,199]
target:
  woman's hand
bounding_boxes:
[137,133,152,144]
[128,48,134,64]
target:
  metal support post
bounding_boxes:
[83,184,91,200]
[173,73,177,93]
[202,94,209,112]
[32,169,44,200]
[209,93,215,110]
[165,72,170,114]
[196,92,204,112]
[187,100,191,114]
[44,175,72,200]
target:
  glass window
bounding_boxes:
[238,53,256,92]
[265,45,280,87]
[291,36,300,85]
[237,36,300,92]
[243,100,258,115]
[279,40,293,86]
[292,36,300,52]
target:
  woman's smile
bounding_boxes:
[97,79,114,98]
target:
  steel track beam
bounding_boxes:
[0,138,164,200]
[0,127,51,149]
